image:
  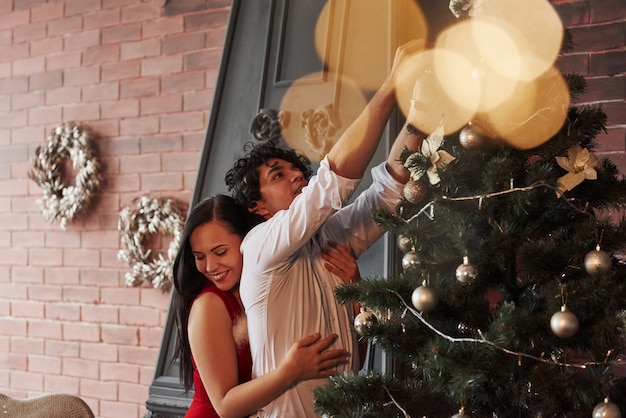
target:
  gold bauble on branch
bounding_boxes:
[411,282,438,313]
[459,123,494,151]
[584,246,612,276]
[403,178,430,204]
[550,305,579,338]
[592,397,622,418]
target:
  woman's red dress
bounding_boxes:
[184,284,252,418]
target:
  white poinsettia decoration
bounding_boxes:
[449,0,484,18]
[404,124,456,185]
[555,145,600,197]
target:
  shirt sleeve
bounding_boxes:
[241,157,361,274]
[319,161,405,257]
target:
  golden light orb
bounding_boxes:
[396,49,475,135]
[435,19,520,113]
[279,72,367,162]
[474,66,570,150]
[480,0,563,82]
[314,0,428,91]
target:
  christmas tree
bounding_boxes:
[314,1,626,417]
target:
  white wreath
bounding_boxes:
[28,122,102,229]
[118,196,186,292]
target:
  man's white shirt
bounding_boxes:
[240,157,404,417]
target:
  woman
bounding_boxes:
[172,195,359,418]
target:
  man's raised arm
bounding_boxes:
[326,39,424,180]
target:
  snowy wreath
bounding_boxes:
[28,122,102,229]
[118,195,186,292]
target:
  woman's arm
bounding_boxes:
[321,242,367,368]
[321,241,361,286]
[189,292,348,418]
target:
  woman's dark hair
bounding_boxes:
[171,194,252,392]
[224,139,312,224]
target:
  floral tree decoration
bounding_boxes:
[117,195,186,292]
[555,145,600,197]
[449,0,483,18]
[404,124,456,185]
[28,122,102,229]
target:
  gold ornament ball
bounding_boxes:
[550,306,579,338]
[411,284,438,313]
[459,124,490,150]
[354,310,378,336]
[593,398,622,418]
[403,178,429,204]
[584,248,612,276]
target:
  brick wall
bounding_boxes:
[0,1,230,417]
[0,1,624,418]
[555,0,626,175]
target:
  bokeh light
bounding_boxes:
[480,0,563,81]
[396,49,476,135]
[315,0,427,91]
[435,19,520,113]
[279,72,366,162]
[473,66,570,150]
[284,0,566,153]
[432,47,481,114]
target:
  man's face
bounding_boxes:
[250,158,308,219]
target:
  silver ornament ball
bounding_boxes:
[402,250,421,271]
[397,234,413,253]
[456,256,477,284]
[593,397,622,418]
[354,310,378,336]
[550,306,579,338]
[411,284,438,313]
[451,407,471,418]
[584,248,612,276]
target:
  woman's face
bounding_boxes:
[190,220,243,293]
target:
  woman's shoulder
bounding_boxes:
[194,284,233,305]
[198,283,225,297]
[192,284,240,319]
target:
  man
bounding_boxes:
[225,40,424,417]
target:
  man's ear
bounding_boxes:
[248,201,270,219]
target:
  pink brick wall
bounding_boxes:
[554,0,626,175]
[0,1,624,418]
[0,1,230,417]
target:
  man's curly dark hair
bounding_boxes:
[225,139,313,219]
